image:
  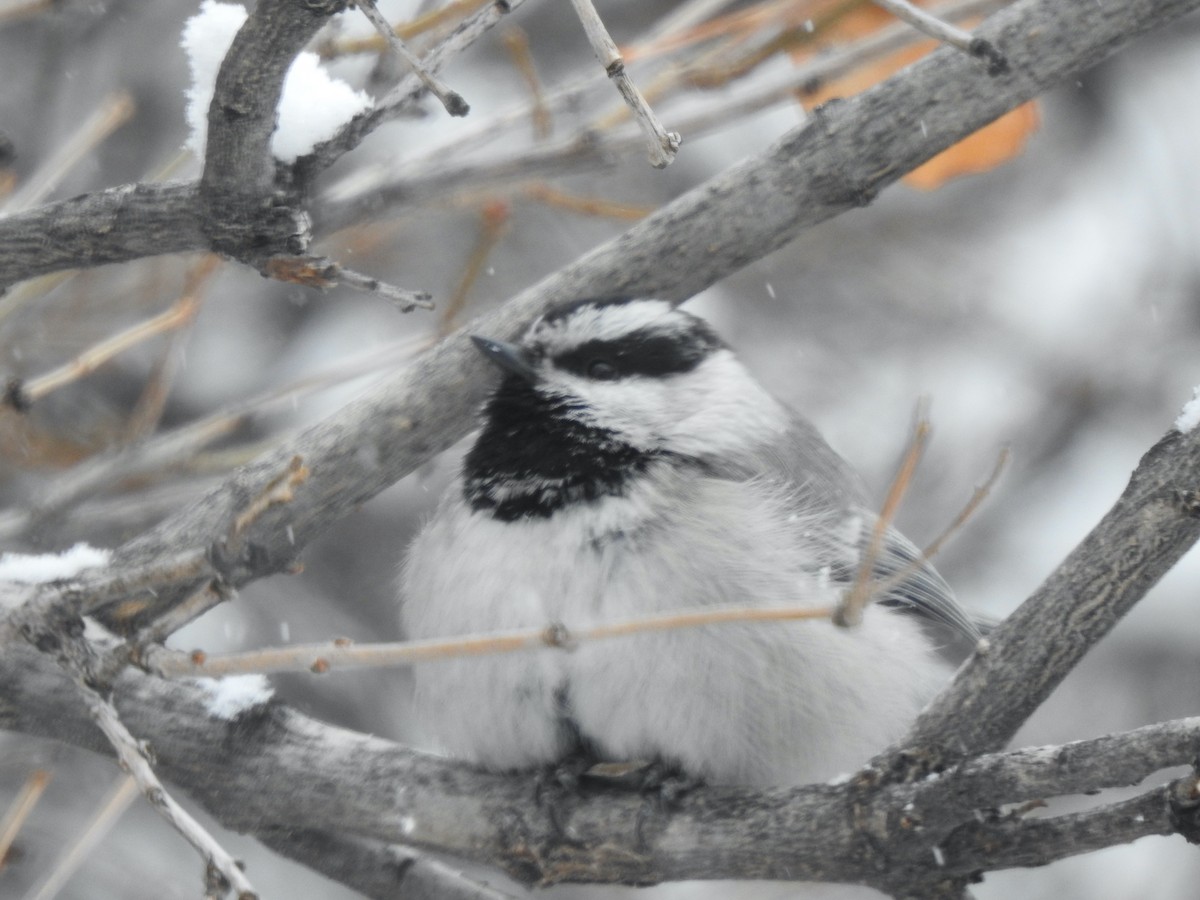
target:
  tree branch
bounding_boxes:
[200,0,345,203]
[899,427,1200,763]
[0,645,1195,890]
[4,0,1200,893]
[69,0,1200,636]
[0,183,203,290]
[254,827,518,900]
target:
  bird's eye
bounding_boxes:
[587,358,618,380]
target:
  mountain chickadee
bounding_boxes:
[401,297,977,786]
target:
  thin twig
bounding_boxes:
[126,255,222,441]
[262,255,434,312]
[0,769,51,871]
[319,0,1008,228]
[524,183,652,220]
[356,0,469,116]
[314,0,526,170]
[7,287,205,410]
[636,0,745,47]
[501,26,552,139]
[837,411,931,628]
[568,0,681,167]
[20,775,138,900]
[317,0,493,58]
[865,444,1010,606]
[146,603,833,678]
[439,199,510,335]
[872,0,1008,73]
[2,91,135,214]
[0,336,426,543]
[79,685,258,899]
[919,445,1010,563]
[134,581,236,649]
[333,265,436,312]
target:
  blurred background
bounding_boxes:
[2,0,1200,897]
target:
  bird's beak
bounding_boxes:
[470,335,540,382]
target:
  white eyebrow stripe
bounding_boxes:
[533,299,680,347]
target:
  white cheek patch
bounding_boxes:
[547,351,788,460]
[664,352,789,458]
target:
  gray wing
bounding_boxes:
[717,409,983,644]
[854,519,983,643]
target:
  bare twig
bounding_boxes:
[262,255,434,312]
[79,685,258,899]
[133,581,235,649]
[524,183,652,220]
[836,412,930,628]
[93,0,1200,641]
[6,289,205,410]
[312,0,526,171]
[899,422,1200,765]
[317,0,493,58]
[319,0,1008,230]
[0,182,206,295]
[318,136,616,233]
[356,0,470,116]
[919,445,1010,563]
[568,0,681,167]
[0,769,50,871]
[125,256,223,441]
[501,27,552,139]
[0,336,425,543]
[145,603,833,678]
[439,199,510,335]
[872,0,1008,73]
[636,0,745,47]
[866,444,1010,605]
[21,775,138,900]
[2,91,135,214]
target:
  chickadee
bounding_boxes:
[401,297,977,787]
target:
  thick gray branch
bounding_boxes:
[0,183,203,289]
[254,827,517,900]
[900,428,1200,762]
[941,789,1175,872]
[0,0,341,289]
[0,645,1194,889]
[199,0,344,202]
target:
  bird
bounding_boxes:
[400,296,978,788]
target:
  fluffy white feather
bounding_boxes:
[400,299,957,788]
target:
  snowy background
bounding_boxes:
[2,0,1200,897]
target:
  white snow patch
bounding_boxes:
[1175,385,1200,432]
[182,1,372,163]
[0,544,111,583]
[195,674,274,720]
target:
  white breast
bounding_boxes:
[400,466,945,784]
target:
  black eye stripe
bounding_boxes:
[553,327,721,379]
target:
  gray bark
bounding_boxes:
[3,0,1200,895]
